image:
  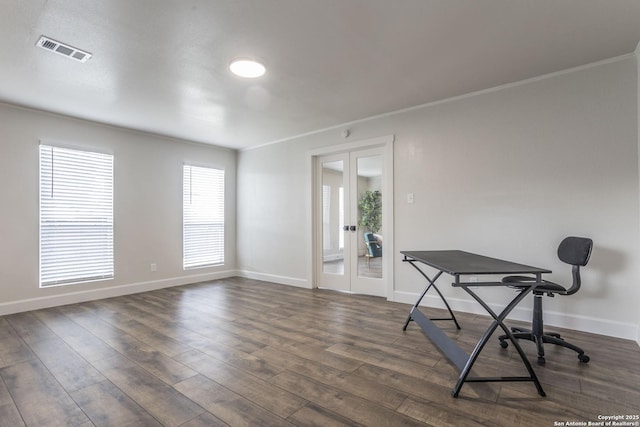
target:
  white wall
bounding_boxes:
[237,55,640,340]
[0,103,237,314]
[236,138,311,287]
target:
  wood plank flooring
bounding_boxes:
[0,277,639,426]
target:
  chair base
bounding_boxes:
[498,294,589,365]
[499,326,590,365]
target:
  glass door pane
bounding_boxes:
[356,154,383,279]
[321,160,346,276]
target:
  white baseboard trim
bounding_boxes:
[236,270,311,289]
[0,270,237,316]
[392,290,638,341]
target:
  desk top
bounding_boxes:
[401,250,551,276]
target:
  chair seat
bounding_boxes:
[502,275,567,294]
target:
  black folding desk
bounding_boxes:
[401,250,551,397]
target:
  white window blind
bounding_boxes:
[183,165,225,269]
[322,185,330,249]
[39,144,114,287]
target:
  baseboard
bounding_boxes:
[236,270,311,289]
[0,270,237,316]
[392,290,639,341]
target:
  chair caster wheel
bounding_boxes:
[500,340,508,349]
[537,357,546,365]
[578,354,590,363]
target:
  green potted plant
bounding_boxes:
[358,190,382,233]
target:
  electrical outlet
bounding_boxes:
[469,276,479,288]
[150,263,157,272]
[407,193,414,204]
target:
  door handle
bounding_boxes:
[343,225,350,231]
[349,225,356,232]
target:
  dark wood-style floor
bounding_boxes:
[1,277,638,426]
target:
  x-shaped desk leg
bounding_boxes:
[402,259,461,331]
[452,280,546,397]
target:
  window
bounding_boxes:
[322,185,331,249]
[39,144,114,287]
[183,165,225,269]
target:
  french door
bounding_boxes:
[316,147,386,297]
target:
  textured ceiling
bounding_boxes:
[1,0,640,149]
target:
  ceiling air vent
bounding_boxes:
[36,36,92,63]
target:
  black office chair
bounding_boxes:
[498,236,593,365]
[364,232,382,258]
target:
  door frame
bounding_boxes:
[308,134,394,299]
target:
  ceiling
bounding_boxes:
[2,1,640,150]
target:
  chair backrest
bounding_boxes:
[557,236,593,266]
[557,236,593,295]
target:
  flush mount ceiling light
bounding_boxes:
[229,58,266,78]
